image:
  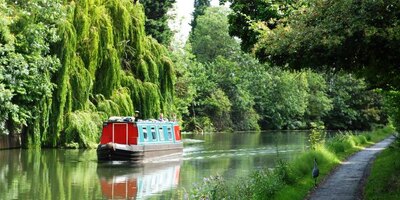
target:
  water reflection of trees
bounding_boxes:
[0,149,102,200]
[0,149,184,199]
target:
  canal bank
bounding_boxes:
[363,139,400,199]
[183,127,394,200]
[1,128,392,199]
[0,134,21,150]
[307,136,395,200]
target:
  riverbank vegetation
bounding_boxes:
[219,0,400,132]
[185,126,394,200]
[1,0,399,149]
[1,0,176,148]
[174,5,388,133]
[364,135,400,199]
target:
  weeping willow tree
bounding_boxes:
[44,0,175,148]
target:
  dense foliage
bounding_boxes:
[323,73,387,130]
[0,0,392,148]
[252,0,400,91]
[220,0,399,131]
[382,91,400,133]
[1,0,176,148]
[220,0,298,52]
[179,6,387,132]
[191,0,211,32]
[53,0,176,148]
[141,0,175,45]
[186,7,261,131]
[0,0,62,146]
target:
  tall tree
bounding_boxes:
[0,0,61,146]
[141,0,176,45]
[190,6,237,63]
[1,0,177,148]
[261,69,309,129]
[49,0,176,148]
[253,0,400,90]
[221,0,298,52]
[304,70,333,126]
[191,0,211,31]
[210,56,260,131]
[323,73,387,130]
[170,46,196,123]
[188,6,260,131]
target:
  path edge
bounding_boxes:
[356,135,396,200]
[304,135,396,200]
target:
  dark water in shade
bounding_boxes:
[0,131,310,199]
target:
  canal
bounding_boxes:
[0,131,310,199]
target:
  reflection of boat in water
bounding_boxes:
[97,117,183,163]
[97,161,182,200]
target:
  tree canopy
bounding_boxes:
[220,0,396,130]
[191,7,238,63]
[191,0,211,31]
[220,0,297,52]
[0,0,392,148]
[253,0,400,90]
[1,0,176,148]
[0,0,61,142]
[180,5,386,131]
[141,0,176,45]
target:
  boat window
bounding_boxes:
[143,127,148,140]
[159,127,164,141]
[151,127,157,140]
[167,127,172,140]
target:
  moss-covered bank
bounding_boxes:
[36,0,176,148]
[183,127,394,200]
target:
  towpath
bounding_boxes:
[307,136,395,200]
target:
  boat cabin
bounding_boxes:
[99,117,182,146]
[97,117,183,162]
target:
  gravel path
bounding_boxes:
[307,136,395,200]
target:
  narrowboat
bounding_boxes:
[97,117,183,163]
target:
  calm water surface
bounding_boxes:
[0,131,310,199]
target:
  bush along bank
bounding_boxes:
[364,135,400,200]
[183,126,394,200]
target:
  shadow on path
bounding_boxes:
[307,136,395,200]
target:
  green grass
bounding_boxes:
[275,126,394,200]
[364,143,400,200]
[184,126,394,200]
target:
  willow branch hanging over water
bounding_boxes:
[44,0,175,148]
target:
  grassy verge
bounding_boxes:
[364,139,400,200]
[184,126,394,200]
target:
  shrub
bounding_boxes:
[190,175,228,200]
[275,160,295,185]
[250,169,283,200]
